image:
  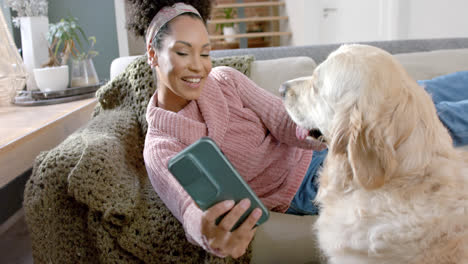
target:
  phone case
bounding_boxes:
[168,137,270,230]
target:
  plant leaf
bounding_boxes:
[71,30,83,51]
[55,38,63,57]
[77,26,88,45]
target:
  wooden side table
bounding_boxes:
[0,97,98,188]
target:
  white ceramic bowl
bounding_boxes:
[33,65,69,92]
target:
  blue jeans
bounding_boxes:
[286,71,468,216]
[285,149,327,215]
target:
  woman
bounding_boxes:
[129,0,468,259]
[128,0,326,259]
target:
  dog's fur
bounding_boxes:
[282,44,468,264]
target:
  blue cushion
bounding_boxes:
[417,71,468,103]
[418,71,468,146]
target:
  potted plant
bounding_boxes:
[216,8,237,43]
[5,0,49,91]
[33,16,98,91]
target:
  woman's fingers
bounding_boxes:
[226,208,261,257]
[204,200,235,224]
[217,198,251,232]
[202,200,235,248]
[227,226,258,259]
[217,205,262,258]
[237,208,262,231]
[207,199,251,254]
[201,199,263,259]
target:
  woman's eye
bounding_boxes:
[201,54,210,57]
[176,52,188,56]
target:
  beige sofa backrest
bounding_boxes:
[109,48,468,98]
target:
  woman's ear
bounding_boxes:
[147,45,158,67]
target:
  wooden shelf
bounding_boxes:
[209,31,291,40]
[214,1,285,9]
[208,16,288,24]
[210,1,289,48]
[211,38,271,50]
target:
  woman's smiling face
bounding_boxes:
[150,15,212,111]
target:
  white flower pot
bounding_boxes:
[33,65,69,92]
[223,26,237,43]
[19,16,49,91]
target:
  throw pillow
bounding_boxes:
[417,71,468,149]
[417,71,468,103]
[250,56,317,97]
[211,55,255,77]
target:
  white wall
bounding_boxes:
[114,0,130,57]
[114,0,156,56]
[400,0,468,39]
[284,0,468,46]
[282,0,320,46]
[317,0,395,44]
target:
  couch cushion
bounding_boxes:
[252,212,322,264]
[250,56,317,97]
[394,48,468,81]
[110,55,141,80]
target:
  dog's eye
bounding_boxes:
[288,89,296,98]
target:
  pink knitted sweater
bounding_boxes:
[143,66,317,251]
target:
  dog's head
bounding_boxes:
[282,44,451,190]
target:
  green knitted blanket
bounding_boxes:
[23,55,255,263]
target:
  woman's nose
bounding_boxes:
[189,56,203,71]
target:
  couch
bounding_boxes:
[24,38,468,264]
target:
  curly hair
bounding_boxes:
[125,0,212,38]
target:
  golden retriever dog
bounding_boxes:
[281,44,468,264]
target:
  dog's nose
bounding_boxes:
[279,83,290,98]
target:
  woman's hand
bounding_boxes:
[201,199,263,258]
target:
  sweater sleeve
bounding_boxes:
[215,66,324,150]
[143,132,216,254]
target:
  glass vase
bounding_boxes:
[70,58,100,87]
[0,9,27,106]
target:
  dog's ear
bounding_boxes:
[330,113,350,155]
[347,107,397,190]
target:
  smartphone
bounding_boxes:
[168,137,269,230]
